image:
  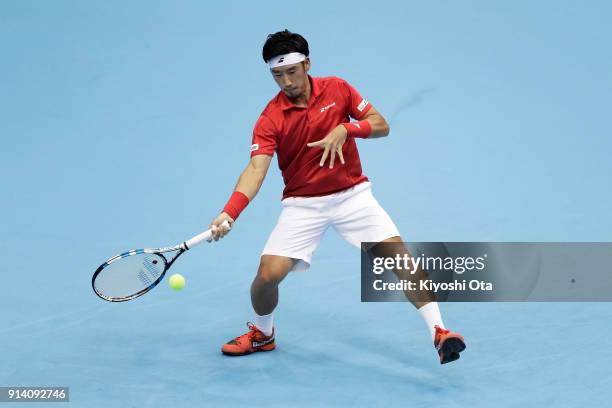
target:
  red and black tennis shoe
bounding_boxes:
[221,322,276,356]
[434,325,466,364]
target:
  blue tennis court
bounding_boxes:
[2,1,612,406]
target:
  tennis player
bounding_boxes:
[209,30,466,364]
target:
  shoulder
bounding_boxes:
[315,75,348,85]
[314,76,354,100]
[253,95,282,133]
[314,75,349,89]
[259,92,283,117]
[255,92,283,127]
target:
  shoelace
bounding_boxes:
[234,322,261,344]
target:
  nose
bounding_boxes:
[280,75,292,88]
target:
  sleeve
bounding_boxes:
[250,114,277,157]
[339,78,373,120]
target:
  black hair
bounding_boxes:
[262,29,309,62]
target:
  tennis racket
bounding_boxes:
[92,220,230,302]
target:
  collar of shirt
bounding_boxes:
[278,75,320,111]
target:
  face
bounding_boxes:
[270,58,311,99]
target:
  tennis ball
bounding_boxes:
[168,274,186,291]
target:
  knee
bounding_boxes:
[369,236,408,258]
[255,261,286,286]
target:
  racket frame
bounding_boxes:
[91,220,229,302]
[92,246,185,302]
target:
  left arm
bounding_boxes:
[360,106,390,138]
[306,107,390,167]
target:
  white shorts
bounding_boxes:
[261,182,401,272]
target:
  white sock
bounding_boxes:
[418,302,445,340]
[254,312,274,336]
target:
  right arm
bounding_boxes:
[232,154,273,201]
[209,154,273,239]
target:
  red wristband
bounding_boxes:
[342,120,372,138]
[223,191,250,220]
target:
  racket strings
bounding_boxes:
[143,255,163,277]
[93,253,167,300]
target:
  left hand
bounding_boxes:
[307,125,347,168]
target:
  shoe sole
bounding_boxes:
[439,337,466,364]
[222,345,276,357]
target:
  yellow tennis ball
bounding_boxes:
[168,273,186,291]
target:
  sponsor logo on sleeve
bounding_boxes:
[357,98,369,112]
[250,143,259,152]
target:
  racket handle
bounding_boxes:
[182,220,231,250]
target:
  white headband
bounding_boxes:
[267,52,306,68]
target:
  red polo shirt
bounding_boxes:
[251,76,372,199]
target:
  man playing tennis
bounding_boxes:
[209,30,466,364]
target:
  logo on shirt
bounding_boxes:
[320,101,336,113]
[357,98,369,112]
[250,143,259,152]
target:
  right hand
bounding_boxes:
[208,212,234,242]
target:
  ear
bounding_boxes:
[303,57,311,73]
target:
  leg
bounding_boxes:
[251,255,297,315]
[221,254,295,357]
[371,237,465,364]
[329,186,436,308]
[222,200,328,356]
[331,185,465,363]
[370,235,436,308]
